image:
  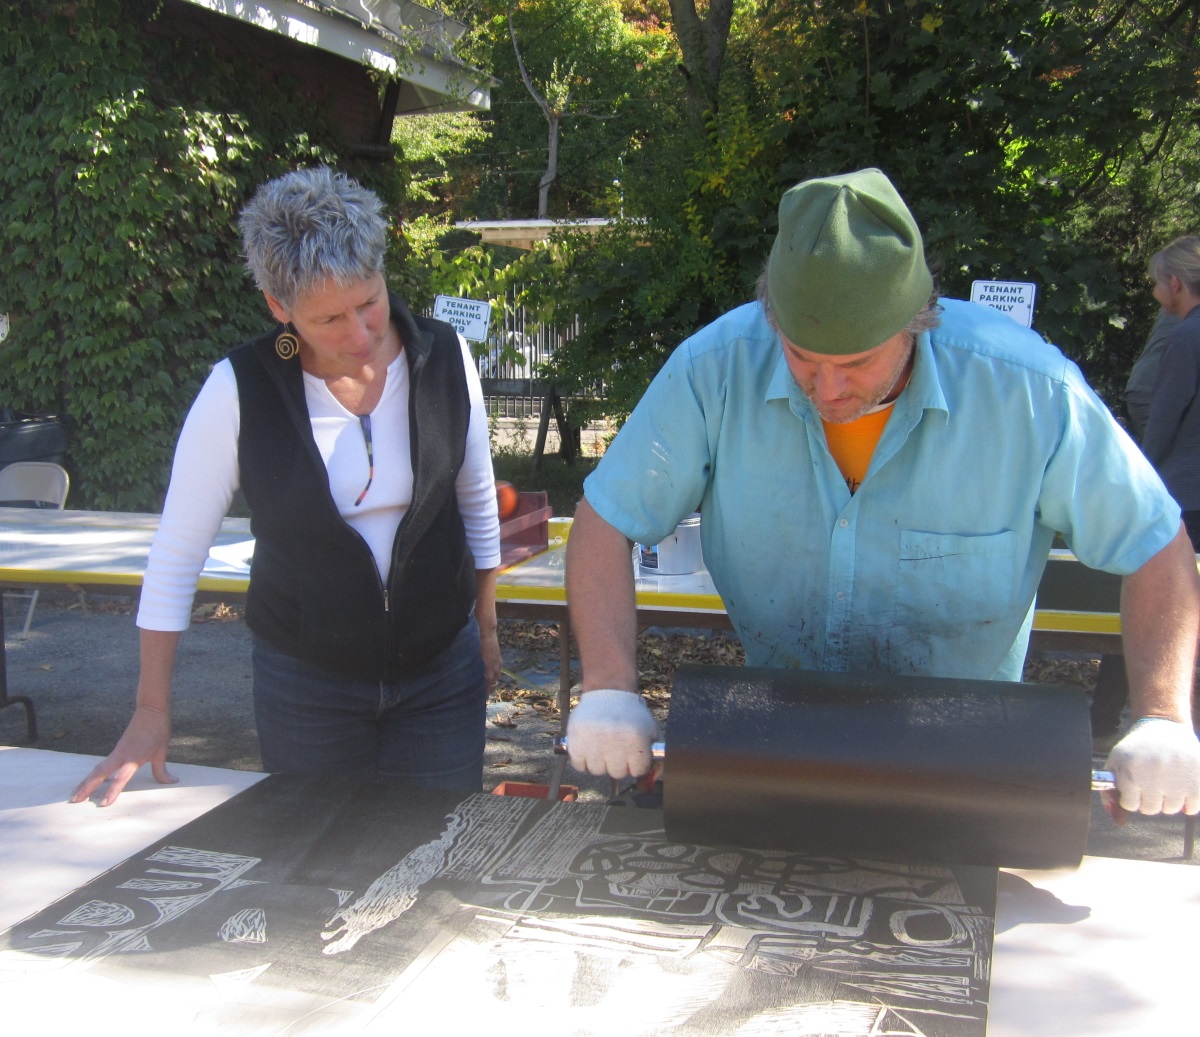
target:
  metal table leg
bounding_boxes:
[556,614,572,721]
[546,616,574,800]
[0,595,38,742]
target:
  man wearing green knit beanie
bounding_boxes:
[766,167,933,358]
[563,168,1200,825]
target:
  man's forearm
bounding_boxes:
[566,497,639,692]
[1120,522,1200,722]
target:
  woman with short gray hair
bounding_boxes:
[240,166,388,307]
[73,166,501,806]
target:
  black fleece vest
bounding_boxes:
[228,294,475,681]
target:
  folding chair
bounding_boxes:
[0,461,70,636]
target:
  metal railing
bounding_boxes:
[473,292,579,418]
[426,290,595,418]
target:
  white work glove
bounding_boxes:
[567,689,657,779]
[1105,717,1200,815]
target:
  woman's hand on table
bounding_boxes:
[69,704,177,807]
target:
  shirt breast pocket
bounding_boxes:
[896,529,1018,627]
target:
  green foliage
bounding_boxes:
[438,1,1200,419]
[0,0,397,509]
[568,0,1200,407]
[740,0,1200,398]
[393,111,491,234]
[444,0,676,219]
[516,225,701,422]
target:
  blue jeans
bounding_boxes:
[251,618,486,790]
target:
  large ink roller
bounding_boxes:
[564,665,1107,869]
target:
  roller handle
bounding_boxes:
[553,735,664,760]
[552,736,1114,790]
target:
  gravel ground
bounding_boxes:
[3,590,1196,865]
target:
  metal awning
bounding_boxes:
[456,218,615,251]
[178,0,494,113]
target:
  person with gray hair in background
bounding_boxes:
[1140,235,1200,550]
[1124,308,1182,441]
[73,166,501,807]
[564,167,1200,821]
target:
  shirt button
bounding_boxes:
[835,591,846,601]
[839,518,849,528]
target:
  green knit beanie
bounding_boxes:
[766,168,933,355]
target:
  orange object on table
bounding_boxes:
[495,480,520,520]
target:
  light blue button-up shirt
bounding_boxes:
[584,299,1180,680]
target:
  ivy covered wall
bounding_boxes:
[0,0,402,509]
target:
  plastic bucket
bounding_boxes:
[638,513,702,575]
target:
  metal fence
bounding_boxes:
[472,291,579,419]
[424,290,591,419]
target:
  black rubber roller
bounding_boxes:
[663,664,1094,868]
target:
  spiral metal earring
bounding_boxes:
[274,324,300,360]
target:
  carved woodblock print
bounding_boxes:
[0,777,995,1035]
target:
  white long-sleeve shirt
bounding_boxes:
[137,338,500,631]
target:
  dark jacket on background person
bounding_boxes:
[1141,305,1200,511]
[230,295,475,680]
[1125,309,1184,439]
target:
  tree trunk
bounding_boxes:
[539,112,560,219]
[669,0,734,130]
[511,11,564,217]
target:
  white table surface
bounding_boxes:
[0,507,253,594]
[990,858,1199,1034]
[0,746,264,931]
[1,746,1197,1035]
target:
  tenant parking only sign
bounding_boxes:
[433,295,492,342]
[970,280,1037,328]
